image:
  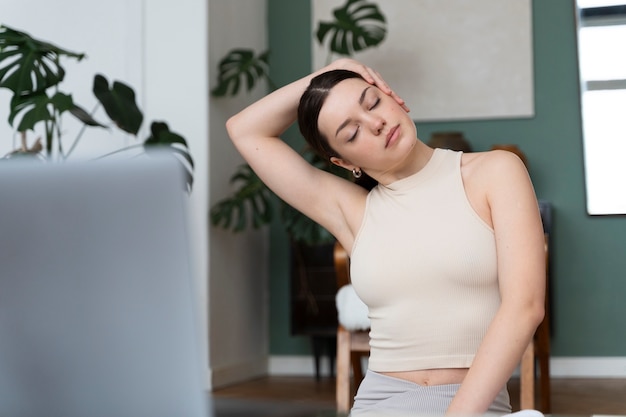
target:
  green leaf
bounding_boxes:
[144,121,194,191]
[9,92,51,132]
[69,105,106,127]
[48,91,74,113]
[92,74,143,135]
[316,0,387,56]
[0,25,85,96]
[211,49,271,97]
[8,91,77,132]
[210,164,274,232]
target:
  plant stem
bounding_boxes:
[45,121,53,159]
[91,143,143,160]
[66,103,101,158]
[55,109,64,160]
[20,131,27,151]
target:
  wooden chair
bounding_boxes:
[334,242,370,413]
[333,239,551,414]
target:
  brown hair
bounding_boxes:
[297,69,377,190]
[297,69,364,159]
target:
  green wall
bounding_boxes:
[267,0,626,357]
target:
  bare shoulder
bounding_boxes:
[461,149,530,188]
[462,149,527,173]
[460,150,535,228]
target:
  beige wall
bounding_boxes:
[208,0,270,389]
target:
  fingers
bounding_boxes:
[330,59,410,112]
[354,62,379,86]
[368,69,390,92]
[364,67,410,113]
[332,58,379,86]
[390,90,411,113]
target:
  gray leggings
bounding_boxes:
[351,370,512,416]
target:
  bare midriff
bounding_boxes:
[379,368,469,386]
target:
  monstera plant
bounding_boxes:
[210,0,386,243]
[316,0,387,58]
[0,25,193,189]
[211,49,274,98]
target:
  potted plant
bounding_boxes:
[0,25,193,189]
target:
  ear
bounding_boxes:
[330,156,355,172]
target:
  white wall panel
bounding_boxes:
[0,0,143,158]
[1,0,212,389]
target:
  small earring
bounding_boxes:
[352,168,362,179]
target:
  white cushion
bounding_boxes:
[335,284,370,331]
[505,411,544,417]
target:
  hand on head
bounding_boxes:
[327,58,410,113]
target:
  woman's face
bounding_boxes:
[317,77,417,180]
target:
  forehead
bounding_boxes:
[323,77,371,110]
[318,77,372,132]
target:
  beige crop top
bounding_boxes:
[350,148,500,372]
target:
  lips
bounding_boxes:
[385,125,399,148]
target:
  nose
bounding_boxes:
[371,116,385,135]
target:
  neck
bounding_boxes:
[375,141,434,186]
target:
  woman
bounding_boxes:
[226,58,546,415]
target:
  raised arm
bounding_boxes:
[226,59,404,249]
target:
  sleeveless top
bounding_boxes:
[350,148,500,372]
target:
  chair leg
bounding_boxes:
[311,336,323,381]
[522,234,552,413]
[536,322,551,413]
[351,352,364,386]
[336,326,351,413]
[519,341,535,410]
[538,352,551,413]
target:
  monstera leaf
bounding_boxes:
[8,92,65,132]
[211,48,272,97]
[316,0,387,56]
[144,121,194,190]
[0,25,84,96]
[210,164,273,232]
[8,91,103,133]
[92,74,143,135]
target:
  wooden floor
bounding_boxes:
[212,375,626,416]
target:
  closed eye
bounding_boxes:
[347,126,359,142]
[348,98,379,142]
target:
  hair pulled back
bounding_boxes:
[297,69,364,160]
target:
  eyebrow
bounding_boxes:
[334,86,371,138]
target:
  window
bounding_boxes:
[578,1,626,214]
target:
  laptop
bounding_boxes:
[0,155,207,417]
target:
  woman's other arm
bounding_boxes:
[447,150,546,414]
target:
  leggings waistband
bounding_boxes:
[351,370,511,416]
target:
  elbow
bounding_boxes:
[524,295,545,332]
[225,114,240,143]
[505,295,545,333]
[530,302,545,330]
[226,112,251,146]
